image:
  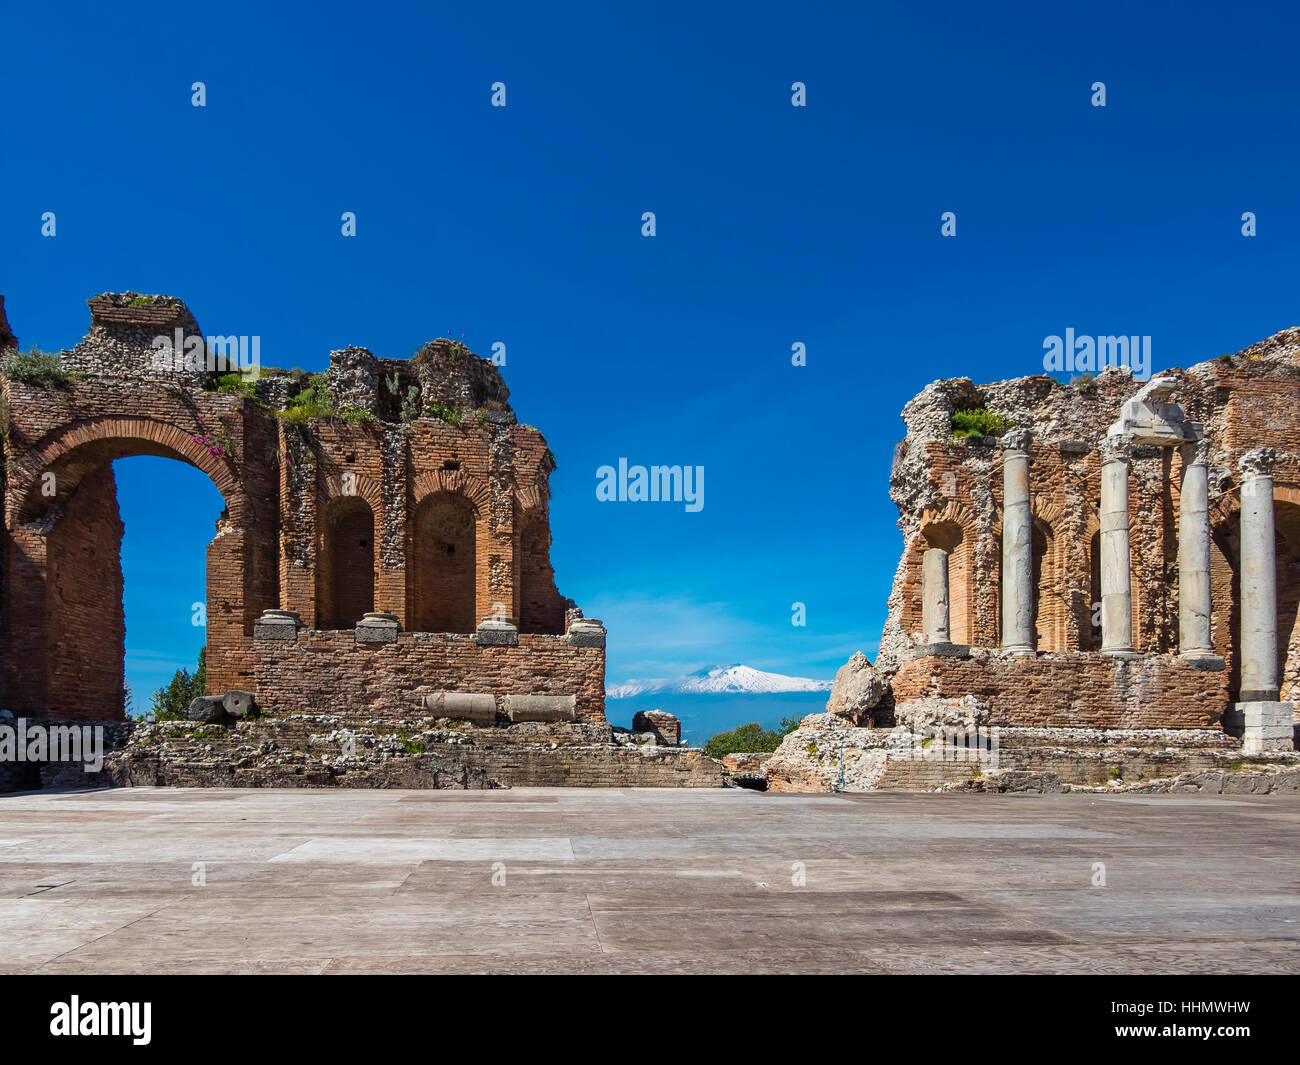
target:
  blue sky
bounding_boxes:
[3,1,1298,717]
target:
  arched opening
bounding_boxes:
[918,520,967,644]
[517,511,563,634]
[1211,514,1242,694]
[1271,500,1300,703]
[411,492,476,633]
[1083,527,1145,653]
[1087,531,1103,651]
[6,429,236,722]
[116,457,224,717]
[1031,520,1056,651]
[317,496,375,629]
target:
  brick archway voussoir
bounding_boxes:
[13,415,243,523]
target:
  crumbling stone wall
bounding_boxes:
[880,328,1300,723]
[0,293,591,726]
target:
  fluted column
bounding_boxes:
[1001,429,1034,653]
[1178,438,1214,657]
[922,546,951,645]
[1100,433,1134,654]
[1239,449,1279,701]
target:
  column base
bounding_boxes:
[1178,652,1226,671]
[1000,645,1035,656]
[916,641,972,659]
[1101,648,1143,659]
[1226,701,1295,754]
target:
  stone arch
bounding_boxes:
[912,503,978,645]
[3,415,249,720]
[320,469,383,518]
[409,490,479,633]
[413,468,491,514]
[13,414,241,524]
[316,495,375,629]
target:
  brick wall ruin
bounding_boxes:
[0,292,604,727]
[880,328,1300,753]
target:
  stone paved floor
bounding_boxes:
[0,787,1297,974]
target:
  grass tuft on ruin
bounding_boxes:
[951,407,1012,439]
[1,346,76,389]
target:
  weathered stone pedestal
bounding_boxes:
[475,617,519,646]
[355,612,399,644]
[1227,701,1295,755]
[254,609,302,640]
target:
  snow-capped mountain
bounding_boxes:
[607,664,831,699]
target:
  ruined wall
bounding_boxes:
[44,464,124,716]
[0,293,592,726]
[890,652,1228,729]
[249,631,607,723]
[880,328,1300,725]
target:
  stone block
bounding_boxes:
[565,619,606,648]
[632,709,681,746]
[424,691,498,722]
[504,695,576,723]
[476,618,519,647]
[356,612,399,644]
[187,697,229,724]
[254,609,302,641]
[916,642,972,658]
[222,690,256,718]
[1237,701,1295,754]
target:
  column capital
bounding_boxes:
[1239,448,1278,480]
[1179,437,1212,467]
[1000,428,1033,453]
[1099,432,1133,465]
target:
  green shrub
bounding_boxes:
[2,346,72,388]
[277,375,339,426]
[424,402,463,425]
[149,648,207,720]
[213,372,264,403]
[704,721,785,759]
[951,407,1012,439]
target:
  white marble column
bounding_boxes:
[1239,449,1279,701]
[922,546,951,645]
[1178,438,1214,657]
[1099,433,1134,654]
[1001,430,1034,653]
